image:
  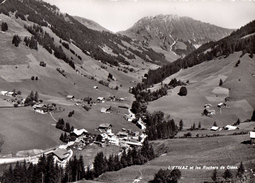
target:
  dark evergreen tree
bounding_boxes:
[1,22,8,31]
[60,133,64,142]
[219,79,223,86]
[93,152,107,178]
[65,122,71,132]
[251,110,255,121]
[56,118,65,130]
[213,121,217,127]
[131,100,140,114]
[236,161,245,178]
[223,169,233,180]
[198,121,201,129]
[211,169,218,182]
[120,150,128,168]
[78,156,86,180]
[12,35,21,47]
[34,91,39,102]
[192,123,196,130]
[178,86,187,96]
[179,120,183,131]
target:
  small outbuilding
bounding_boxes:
[66,95,74,100]
[250,131,255,144]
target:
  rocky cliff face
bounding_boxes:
[119,14,234,56]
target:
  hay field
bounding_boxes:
[0,107,62,154]
[147,52,255,128]
[94,134,255,183]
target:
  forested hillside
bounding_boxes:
[0,0,168,66]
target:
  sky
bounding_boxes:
[44,0,255,33]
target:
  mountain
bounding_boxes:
[131,19,255,124]
[73,16,109,32]
[119,14,234,57]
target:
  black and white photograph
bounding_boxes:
[0,0,255,182]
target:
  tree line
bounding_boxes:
[0,138,155,182]
[210,162,246,183]
[0,154,85,183]
[86,138,155,180]
[142,111,179,140]
[131,78,187,103]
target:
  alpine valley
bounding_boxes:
[0,0,254,183]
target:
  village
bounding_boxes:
[0,88,148,168]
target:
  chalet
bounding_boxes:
[218,102,227,108]
[0,91,8,95]
[6,91,14,97]
[66,95,74,100]
[93,86,98,89]
[33,104,48,114]
[203,109,215,116]
[100,107,110,113]
[204,104,212,109]
[250,131,255,144]
[211,126,219,131]
[52,148,70,161]
[97,97,105,103]
[98,123,112,132]
[71,128,88,137]
[225,125,239,130]
[119,98,124,101]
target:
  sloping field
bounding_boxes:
[148,52,255,128]
[94,134,255,183]
[0,107,62,154]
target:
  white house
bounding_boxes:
[66,95,74,100]
[71,128,88,137]
[97,97,105,103]
[0,91,8,95]
[211,126,219,131]
[250,131,255,144]
[225,125,239,130]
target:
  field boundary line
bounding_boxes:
[49,112,58,122]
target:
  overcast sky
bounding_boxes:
[44,0,255,33]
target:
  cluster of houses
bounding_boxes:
[33,103,56,114]
[0,90,26,107]
[0,91,16,97]
[97,123,147,147]
[210,125,239,131]
[49,123,147,163]
[203,102,228,116]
